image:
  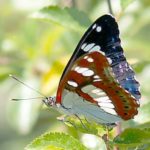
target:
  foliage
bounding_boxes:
[32,6,91,31]
[1,0,150,150]
[25,132,87,150]
[114,128,150,149]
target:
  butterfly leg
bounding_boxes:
[84,116,90,124]
[74,114,89,131]
[57,114,89,131]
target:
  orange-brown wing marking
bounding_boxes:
[88,52,139,120]
[56,51,139,120]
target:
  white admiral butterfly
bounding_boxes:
[43,14,141,125]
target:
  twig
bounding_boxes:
[114,123,122,150]
[107,0,114,15]
[102,134,110,150]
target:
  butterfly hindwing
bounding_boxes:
[57,51,139,120]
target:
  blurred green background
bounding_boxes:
[1,0,150,149]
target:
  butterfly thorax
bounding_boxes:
[43,96,76,116]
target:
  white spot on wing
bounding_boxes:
[92,24,97,29]
[82,70,94,76]
[101,107,117,115]
[125,63,128,67]
[90,46,101,52]
[93,79,102,82]
[92,89,102,93]
[125,89,130,94]
[116,79,119,83]
[87,58,94,62]
[95,96,110,102]
[74,66,80,71]
[119,64,122,69]
[81,43,87,50]
[76,67,88,73]
[90,89,107,98]
[93,75,100,79]
[96,26,102,32]
[97,99,112,103]
[137,100,140,105]
[98,102,115,109]
[96,92,107,96]
[107,58,112,64]
[83,43,95,52]
[67,81,78,87]
[84,56,88,59]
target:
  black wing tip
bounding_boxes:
[95,14,116,23]
[92,14,119,35]
[101,13,115,18]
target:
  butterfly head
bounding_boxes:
[43,96,56,107]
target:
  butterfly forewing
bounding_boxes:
[60,15,120,81]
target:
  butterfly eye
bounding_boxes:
[43,97,55,106]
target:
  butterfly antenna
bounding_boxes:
[9,74,48,99]
[11,97,44,101]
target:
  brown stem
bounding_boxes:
[114,123,122,150]
[102,134,110,150]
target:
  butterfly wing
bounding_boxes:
[57,51,139,120]
[56,14,140,122]
[60,14,119,80]
[59,14,141,101]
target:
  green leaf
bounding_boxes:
[120,0,135,10]
[43,145,63,150]
[113,128,150,148]
[59,115,113,136]
[32,6,91,32]
[25,132,87,150]
[136,122,150,129]
[134,60,150,73]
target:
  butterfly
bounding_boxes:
[43,14,141,125]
